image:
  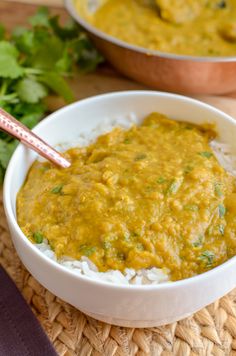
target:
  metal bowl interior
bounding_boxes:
[65,0,236,95]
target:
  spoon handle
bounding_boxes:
[0,108,71,169]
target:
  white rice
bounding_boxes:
[35,114,235,285]
[36,241,169,285]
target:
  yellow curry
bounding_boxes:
[76,0,236,56]
[17,113,236,281]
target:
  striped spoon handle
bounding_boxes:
[0,108,71,169]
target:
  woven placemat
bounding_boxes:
[1,194,236,355]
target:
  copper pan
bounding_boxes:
[65,0,236,95]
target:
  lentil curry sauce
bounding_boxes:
[17,113,236,281]
[76,0,236,56]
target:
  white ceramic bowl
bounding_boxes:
[4,91,236,328]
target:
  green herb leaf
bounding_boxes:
[49,16,78,39]
[146,185,155,193]
[167,179,182,194]
[73,34,104,73]
[0,165,5,183]
[0,6,101,183]
[198,151,213,159]
[29,6,50,27]
[79,245,96,257]
[0,24,5,40]
[136,242,144,251]
[0,41,19,57]
[199,250,215,267]
[184,165,193,174]
[117,252,125,261]
[156,177,166,184]
[30,36,64,70]
[0,41,23,79]
[12,27,36,55]
[124,138,131,144]
[33,231,44,244]
[123,233,131,243]
[103,241,112,250]
[193,235,203,247]
[134,153,147,161]
[184,204,199,212]
[16,78,48,103]
[19,102,46,128]
[51,184,63,194]
[219,204,226,218]
[39,72,74,103]
[185,125,193,130]
[55,50,72,73]
[215,183,223,197]
[219,224,225,235]
[207,225,213,236]
[217,1,227,9]
[0,140,17,169]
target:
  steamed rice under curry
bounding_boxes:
[17,113,236,282]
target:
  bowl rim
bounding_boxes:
[4,90,236,291]
[65,0,236,63]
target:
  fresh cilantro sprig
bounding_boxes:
[0,7,103,181]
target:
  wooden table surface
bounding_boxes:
[4,0,63,6]
[2,0,236,118]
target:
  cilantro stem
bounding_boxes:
[24,68,44,75]
[0,93,19,103]
[0,80,8,96]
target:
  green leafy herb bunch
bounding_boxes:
[0,6,103,181]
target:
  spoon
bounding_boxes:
[0,108,71,169]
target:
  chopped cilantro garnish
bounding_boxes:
[145,185,154,192]
[33,231,44,244]
[51,184,63,194]
[193,235,203,247]
[199,250,215,267]
[167,180,181,194]
[184,204,199,212]
[184,166,193,174]
[219,224,225,235]
[218,204,226,218]
[185,125,193,130]
[117,252,125,261]
[39,165,50,172]
[217,0,227,8]
[134,153,147,161]
[215,184,223,197]
[79,245,96,257]
[124,138,131,144]
[156,177,166,184]
[207,225,213,235]
[136,243,144,251]
[198,151,213,159]
[103,241,112,250]
[123,233,131,243]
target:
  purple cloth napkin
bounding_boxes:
[0,266,57,356]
